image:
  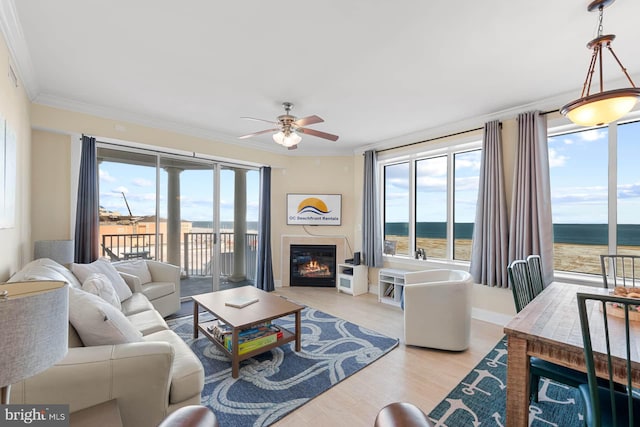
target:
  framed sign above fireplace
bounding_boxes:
[287,194,341,226]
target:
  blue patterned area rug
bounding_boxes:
[428,337,585,426]
[168,307,399,427]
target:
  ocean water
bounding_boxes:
[385,222,640,246]
[192,221,258,231]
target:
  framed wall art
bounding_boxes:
[287,194,342,226]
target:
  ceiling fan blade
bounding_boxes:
[298,127,339,142]
[241,116,277,125]
[288,145,298,150]
[238,128,279,139]
[293,115,324,127]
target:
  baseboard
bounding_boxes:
[471,308,513,327]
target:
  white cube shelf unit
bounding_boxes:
[337,263,368,296]
[378,268,411,306]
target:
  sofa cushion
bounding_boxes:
[144,330,204,404]
[143,281,176,301]
[72,259,133,302]
[120,292,155,316]
[114,260,152,285]
[82,273,121,310]
[126,310,169,336]
[69,287,143,346]
[8,258,82,288]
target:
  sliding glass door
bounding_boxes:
[97,144,260,299]
[160,156,217,297]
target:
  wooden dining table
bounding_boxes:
[503,282,640,427]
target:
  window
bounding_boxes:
[381,142,481,262]
[548,118,640,276]
[384,162,410,256]
[416,156,447,259]
[454,150,481,261]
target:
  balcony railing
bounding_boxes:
[101,233,163,261]
[183,232,258,280]
[101,232,257,281]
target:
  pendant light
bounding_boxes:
[560,0,640,127]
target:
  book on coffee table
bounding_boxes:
[225,296,259,308]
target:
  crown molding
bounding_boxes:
[0,0,38,99]
[33,93,356,157]
[358,73,640,154]
[34,93,284,154]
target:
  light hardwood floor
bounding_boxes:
[271,287,506,427]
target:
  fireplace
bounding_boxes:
[290,244,336,287]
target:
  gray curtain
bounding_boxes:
[362,150,383,267]
[508,111,554,285]
[256,166,274,291]
[469,121,509,287]
[74,135,99,263]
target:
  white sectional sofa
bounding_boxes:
[112,259,181,317]
[6,258,204,427]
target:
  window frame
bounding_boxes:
[378,136,482,265]
[548,111,640,284]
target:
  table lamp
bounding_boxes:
[0,280,69,404]
[34,240,75,266]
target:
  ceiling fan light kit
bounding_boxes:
[239,102,339,149]
[560,0,640,127]
[273,130,302,148]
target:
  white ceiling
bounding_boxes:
[3,0,640,156]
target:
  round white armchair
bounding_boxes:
[402,269,473,351]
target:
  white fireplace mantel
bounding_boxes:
[280,235,347,287]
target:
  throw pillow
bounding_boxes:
[82,273,121,310]
[71,259,133,302]
[113,260,152,285]
[68,287,142,346]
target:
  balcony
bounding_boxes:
[101,232,258,298]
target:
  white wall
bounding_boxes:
[0,30,31,281]
[30,104,358,286]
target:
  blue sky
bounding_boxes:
[549,120,640,224]
[99,162,260,223]
[385,150,482,223]
[384,120,640,224]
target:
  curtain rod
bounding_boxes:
[375,109,558,154]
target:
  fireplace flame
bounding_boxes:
[299,259,330,277]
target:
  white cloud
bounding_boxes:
[579,129,606,142]
[455,157,480,171]
[100,169,116,182]
[132,178,153,187]
[548,148,567,168]
[416,157,447,176]
[416,175,447,190]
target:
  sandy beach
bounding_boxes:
[386,235,633,276]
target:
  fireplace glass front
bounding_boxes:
[290,244,336,287]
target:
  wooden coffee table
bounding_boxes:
[192,286,304,378]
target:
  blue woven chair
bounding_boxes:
[576,292,640,426]
[508,259,588,402]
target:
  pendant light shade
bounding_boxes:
[561,0,640,127]
[562,88,640,127]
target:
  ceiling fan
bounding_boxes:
[238,102,339,150]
